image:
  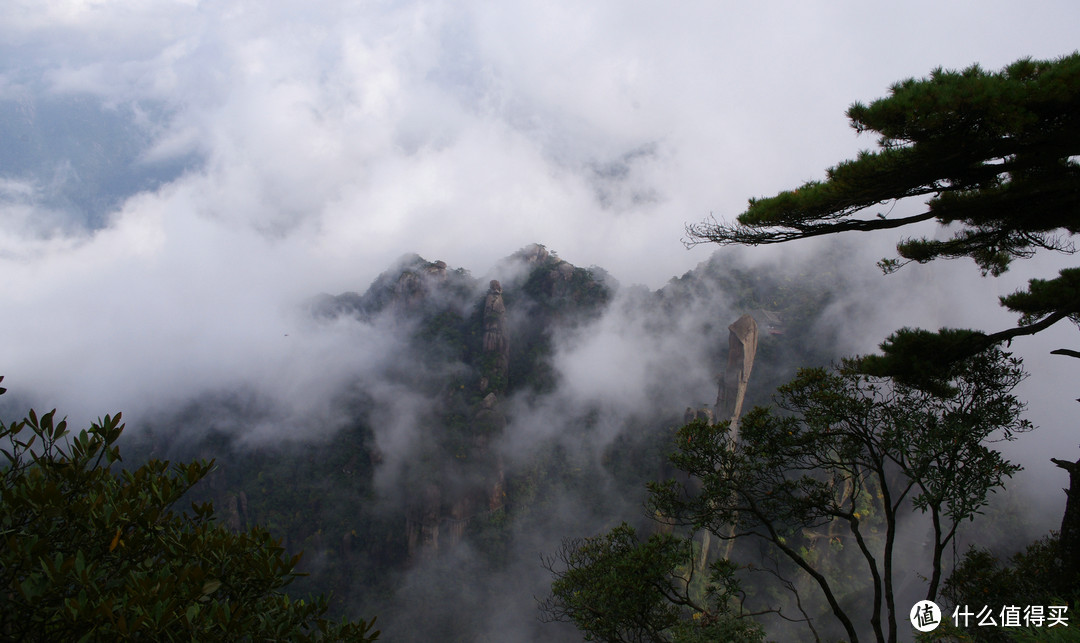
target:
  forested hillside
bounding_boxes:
[122,243,853,641]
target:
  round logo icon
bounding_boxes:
[910,600,942,632]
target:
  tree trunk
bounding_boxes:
[1050,453,1080,591]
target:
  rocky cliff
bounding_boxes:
[352,246,612,562]
[132,243,851,640]
[716,313,759,438]
[481,279,509,393]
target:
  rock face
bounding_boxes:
[405,277,514,564]
[308,246,610,565]
[690,313,759,569]
[476,282,510,520]
[309,255,462,320]
[715,313,758,439]
[388,259,450,312]
[683,406,715,425]
[223,491,249,532]
[516,243,549,264]
[481,280,510,392]
[406,483,443,564]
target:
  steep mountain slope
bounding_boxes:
[127,243,851,641]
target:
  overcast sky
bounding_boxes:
[1,0,1078,493]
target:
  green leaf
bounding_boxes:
[201,579,222,599]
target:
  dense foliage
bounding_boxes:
[0,378,379,642]
[940,534,1079,643]
[547,349,1031,643]
[659,349,1031,642]
[540,523,764,643]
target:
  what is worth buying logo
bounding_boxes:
[910,600,942,632]
[909,599,1069,631]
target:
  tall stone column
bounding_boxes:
[481,280,510,393]
[715,313,758,441]
[708,313,758,567]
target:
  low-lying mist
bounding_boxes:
[4,239,1066,642]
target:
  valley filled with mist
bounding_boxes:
[42,242,1044,642]
[3,3,1079,640]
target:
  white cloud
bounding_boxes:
[0,0,1076,448]
[2,6,1078,636]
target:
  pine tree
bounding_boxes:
[686,52,1080,586]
